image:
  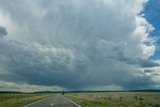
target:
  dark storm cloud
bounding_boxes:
[125,58,160,68]
[124,77,157,90]
[138,59,160,68]
[0,40,86,89]
[0,26,7,37]
[144,69,154,73]
[107,48,159,68]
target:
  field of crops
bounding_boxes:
[65,92,160,107]
[0,93,50,107]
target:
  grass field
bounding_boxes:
[65,92,160,107]
[0,93,51,107]
[0,92,160,107]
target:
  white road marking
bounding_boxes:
[24,97,49,107]
[24,95,81,107]
[51,95,57,106]
[53,96,56,102]
[64,97,81,107]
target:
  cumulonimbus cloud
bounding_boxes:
[0,0,159,91]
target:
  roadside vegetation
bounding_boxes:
[0,93,51,107]
[65,92,160,107]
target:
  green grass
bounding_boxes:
[0,93,51,107]
[65,92,160,107]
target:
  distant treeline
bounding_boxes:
[0,91,22,94]
[0,90,160,94]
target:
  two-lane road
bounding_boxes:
[23,95,81,107]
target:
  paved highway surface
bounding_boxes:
[23,95,81,107]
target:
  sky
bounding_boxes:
[143,0,160,60]
[0,0,160,92]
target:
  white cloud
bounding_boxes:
[0,81,67,92]
[141,60,160,83]
[83,84,125,91]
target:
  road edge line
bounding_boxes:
[64,97,82,107]
[23,96,49,107]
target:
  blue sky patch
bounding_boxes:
[144,0,160,60]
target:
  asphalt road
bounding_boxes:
[23,95,81,107]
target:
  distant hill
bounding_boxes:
[0,91,22,94]
[0,89,160,94]
[33,89,160,93]
[33,91,62,94]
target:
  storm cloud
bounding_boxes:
[0,26,7,37]
[0,0,159,92]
